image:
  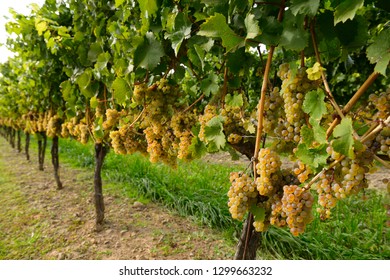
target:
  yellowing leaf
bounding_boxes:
[306,62,325,80]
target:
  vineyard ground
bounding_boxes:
[0,137,234,260]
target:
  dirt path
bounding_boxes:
[0,137,234,260]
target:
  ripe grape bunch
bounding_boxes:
[274,63,319,146]
[255,148,282,196]
[227,172,258,221]
[281,185,314,236]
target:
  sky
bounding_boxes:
[0,0,45,63]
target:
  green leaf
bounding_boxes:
[257,16,282,46]
[332,117,355,159]
[137,0,158,18]
[111,77,131,105]
[90,96,98,109]
[290,0,320,17]
[115,0,125,7]
[295,143,328,170]
[279,10,309,51]
[311,120,327,145]
[225,93,243,107]
[198,13,244,52]
[200,72,219,96]
[76,69,95,98]
[60,80,76,103]
[164,13,192,56]
[244,13,261,40]
[137,0,158,33]
[189,135,207,159]
[366,28,390,76]
[204,116,226,149]
[95,52,111,71]
[334,0,364,25]
[88,42,103,63]
[249,204,265,222]
[76,69,92,90]
[302,88,327,121]
[134,32,164,70]
[35,20,48,36]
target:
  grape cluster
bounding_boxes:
[170,112,197,160]
[374,126,390,158]
[60,117,90,144]
[367,88,390,121]
[263,86,284,134]
[47,114,62,138]
[102,109,122,131]
[110,123,147,155]
[227,172,258,221]
[293,160,312,183]
[281,185,314,236]
[315,145,371,219]
[273,63,320,148]
[255,148,282,196]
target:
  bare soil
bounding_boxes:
[0,138,234,260]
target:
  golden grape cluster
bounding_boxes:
[281,185,314,236]
[255,148,282,196]
[263,86,283,134]
[227,172,258,221]
[315,145,371,219]
[272,63,320,147]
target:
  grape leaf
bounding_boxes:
[295,143,328,170]
[200,72,219,97]
[332,117,355,159]
[257,16,282,46]
[334,0,364,25]
[90,96,98,109]
[302,88,327,121]
[279,10,309,51]
[366,28,390,76]
[115,0,125,7]
[290,0,320,17]
[88,42,103,63]
[111,77,131,105]
[95,52,111,71]
[164,13,192,56]
[35,20,48,36]
[198,13,244,52]
[76,69,93,97]
[250,204,265,222]
[225,93,243,107]
[189,135,207,158]
[134,32,164,70]
[204,116,226,149]
[306,62,325,80]
[244,13,261,40]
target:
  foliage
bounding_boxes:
[0,0,389,257]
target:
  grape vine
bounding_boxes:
[0,0,389,260]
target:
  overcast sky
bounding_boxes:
[0,0,45,63]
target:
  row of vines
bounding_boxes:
[0,0,389,259]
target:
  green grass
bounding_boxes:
[26,136,390,259]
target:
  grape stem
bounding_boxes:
[326,71,380,138]
[373,154,390,169]
[310,19,345,121]
[182,93,205,114]
[361,116,390,143]
[129,107,145,128]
